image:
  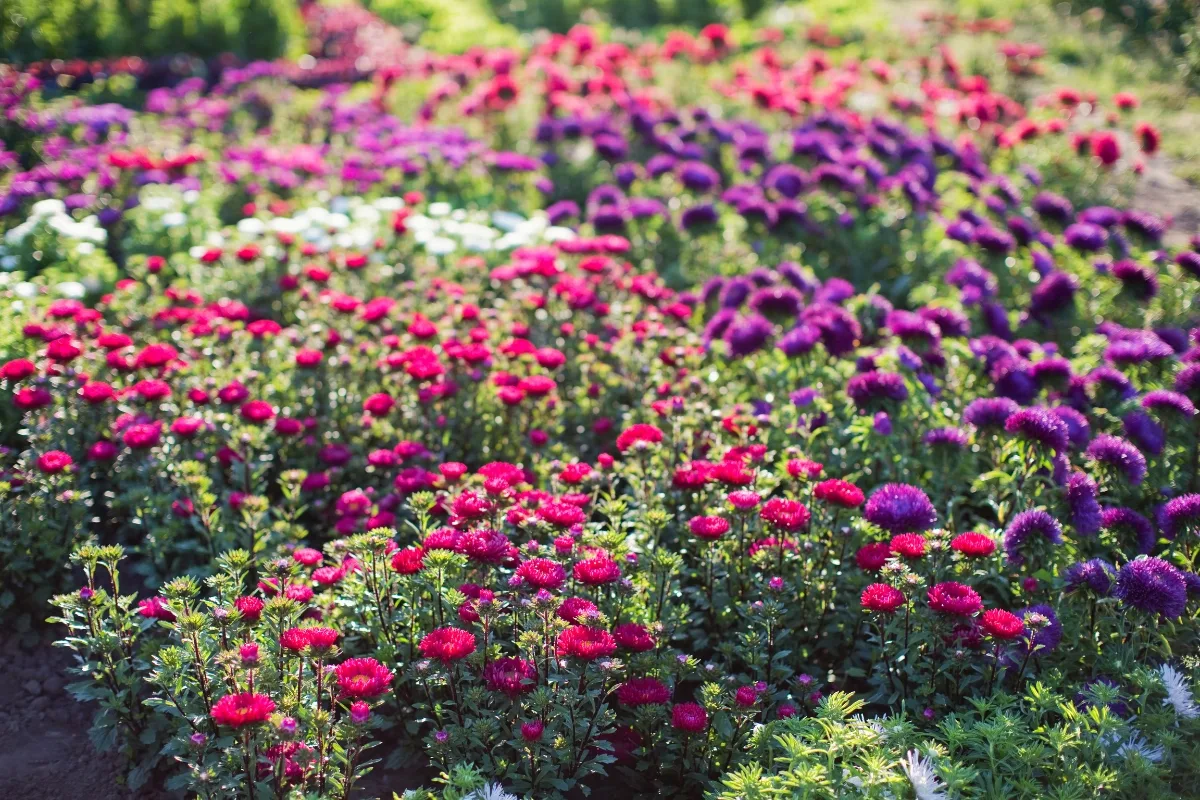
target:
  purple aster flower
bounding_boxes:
[1114,557,1187,619]
[546,200,580,225]
[1016,604,1062,654]
[924,427,969,449]
[1184,572,1200,597]
[1078,206,1120,228]
[991,357,1037,404]
[724,314,774,357]
[1064,222,1108,252]
[1030,357,1073,388]
[680,203,718,230]
[1101,507,1157,554]
[964,397,1020,430]
[1141,390,1197,419]
[1087,366,1136,403]
[1159,494,1200,539]
[1002,509,1064,563]
[1065,558,1115,595]
[1005,407,1069,451]
[677,160,721,192]
[946,259,998,302]
[1122,411,1165,456]
[1032,191,1073,223]
[1111,260,1159,299]
[1086,435,1147,486]
[864,483,936,533]
[918,306,971,338]
[873,411,893,436]
[1175,251,1200,279]
[764,163,808,198]
[719,278,753,309]
[777,324,821,358]
[1174,364,1200,401]
[846,371,909,410]
[1029,272,1079,317]
[886,310,941,349]
[1066,472,1101,535]
[801,303,862,357]
[749,286,804,318]
[1104,331,1174,365]
[1122,210,1165,242]
[974,225,1015,253]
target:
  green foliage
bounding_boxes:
[0,0,303,63]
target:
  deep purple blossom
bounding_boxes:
[1066,472,1101,535]
[1065,559,1115,596]
[1002,510,1063,563]
[1005,407,1069,452]
[864,483,936,533]
[1114,557,1187,619]
[1101,507,1157,554]
[1085,435,1147,486]
[964,397,1019,430]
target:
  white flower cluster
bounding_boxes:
[1,199,107,271]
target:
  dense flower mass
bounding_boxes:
[9,6,1200,800]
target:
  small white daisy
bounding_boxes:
[1117,733,1164,763]
[464,784,518,800]
[901,749,949,800]
[1159,664,1199,720]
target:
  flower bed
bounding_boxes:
[2,6,1200,800]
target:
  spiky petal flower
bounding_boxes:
[1101,507,1157,554]
[927,582,982,616]
[901,750,949,800]
[1114,557,1187,619]
[1066,472,1101,535]
[1086,435,1147,485]
[1064,559,1115,596]
[1005,407,1069,452]
[335,658,394,699]
[864,484,936,534]
[418,627,477,663]
[1002,510,1063,564]
[1159,664,1200,720]
[1160,494,1200,539]
[211,692,276,728]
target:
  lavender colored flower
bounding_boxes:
[1111,260,1158,299]
[724,314,774,357]
[1174,364,1200,401]
[1141,390,1197,419]
[1005,407,1069,451]
[1065,558,1115,595]
[846,371,908,410]
[1087,366,1136,403]
[1030,357,1072,387]
[964,397,1019,430]
[1159,494,1200,539]
[1066,472,1101,535]
[1175,251,1200,279]
[1063,222,1108,252]
[1016,604,1063,654]
[1122,210,1165,241]
[677,160,721,192]
[918,306,971,338]
[1085,435,1147,486]
[1078,206,1120,228]
[924,427,969,449]
[1101,507,1157,554]
[702,308,736,344]
[1122,411,1165,456]
[873,412,893,436]
[1029,272,1078,317]
[801,303,862,356]
[777,324,821,358]
[749,286,803,318]
[864,483,936,533]
[1002,510,1063,563]
[1114,557,1187,619]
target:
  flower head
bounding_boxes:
[864,484,936,534]
[419,627,476,663]
[211,692,275,729]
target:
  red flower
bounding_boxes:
[240,400,275,423]
[335,658,394,698]
[813,479,865,508]
[689,515,729,540]
[759,497,810,532]
[556,597,599,624]
[618,677,670,707]
[211,693,275,728]
[950,532,996,558]
[889,533,927,559]
[613,622,656,652]
[293,548,323,566]
[138,596,175,621]
[419,627,476,663]
[234,596,264,622]
[363,393,394,417]
[615,423,664,452]
[574,556,621,585]
[861,583,905,614]
[538,501,586,528]
[516,558,566,590]
[927,582,982,616]
[1091,131,1121,166]
[856,542,892,571]
[1134,121,1160,155]
[483,657,537,697]
[390,546,425,574]
[980,608,1024,640]
[1,358,36,381]
[786,458,824,480]
[557,625,616,660]
[671,702,708,732]
[36,450,73,474]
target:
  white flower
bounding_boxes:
[30,198,67,218]
[425,236,457,255]
[237,218,266,236]
[161,212,187,228]
[901,750,948,800]
[372,196,404,212]
[463,784,517,800]
[1159,664,1199,720]
[427,202,452,217]
[1117,733,1164,763]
